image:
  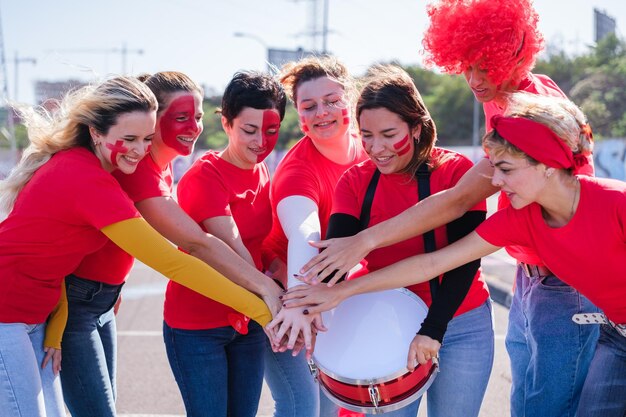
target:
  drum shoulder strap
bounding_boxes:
[416,162,440,298]
[359,169,380,229]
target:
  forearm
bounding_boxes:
[359,159,497,251]
[138,197,274,297]
[419,211,486,342]
[44,280,68,349]
[339,231,498,299]
[102,218,272,326]
[188,237,275,296]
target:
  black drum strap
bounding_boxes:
[416,162,440,299]
[359,169,380,229]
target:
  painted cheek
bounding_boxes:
[258,110,281,162]
[105,140,129,168]
[160,95,198,155]
[341,108,349,126]
[300,115,309,133]
[393,134,411,156]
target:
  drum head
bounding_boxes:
[313,288,428,383]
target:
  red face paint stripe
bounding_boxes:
[105,140,129,167]
[394,134,411,156]
[258,110,281,162]
[341,108,349,126]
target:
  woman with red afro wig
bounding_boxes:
[422,0,544,88]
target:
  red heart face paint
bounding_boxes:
[393,134,412,156]
[258,110,281,162]
[105,140,129,168]
[158,93,203,156]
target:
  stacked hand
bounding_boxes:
[265,305,326,359]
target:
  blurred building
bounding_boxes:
[34,79,87,110]
[594,8,616,43]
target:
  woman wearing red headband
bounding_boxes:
[284,92,626,417]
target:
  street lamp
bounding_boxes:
[233,32,269,71]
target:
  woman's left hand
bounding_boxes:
[281,283,348,315]
[42,347,62,375]
[406,334,441,371]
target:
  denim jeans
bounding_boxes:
[319,299,494,417]
[264,339,319,417]
[506,267,599,417]
[577,324,626,416]
[163,320,266,417]
[60,274,123,417]
[0,322,65,417]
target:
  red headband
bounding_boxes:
[491,115,574,169]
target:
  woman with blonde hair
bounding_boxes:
[0,76,271,417]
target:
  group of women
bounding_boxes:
[0,15,625,417]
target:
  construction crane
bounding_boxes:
[48,43,144,75]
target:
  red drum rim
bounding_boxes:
[318,360,439,414]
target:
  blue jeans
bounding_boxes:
[60,274,122,417]
[0,322,65,417]
[264,339,319,417]
[506,267,599,417]
[319,299,494,417]
[577,324,626,416]
[163,320,266,417]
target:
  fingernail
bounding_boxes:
[278,295,283,300]
[303,309,309,315]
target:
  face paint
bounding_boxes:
[393,134,411,156]
[105,140,129,168]
[342,108,350,126]
[300,115,309,133]
[159,94,202,156]
[258,110,281,162]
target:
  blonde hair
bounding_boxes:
[0,76,157,218]
[484,92,593,162]
[278,55,356,106]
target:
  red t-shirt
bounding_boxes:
[477,176,626,323]
[264,136,368,263]
[164,151,273,329]
[485,73,595,264]
[73,154,173,284]
[0,148,139,323]
[333,148,489,315]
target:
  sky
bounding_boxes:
[1,0,626,105]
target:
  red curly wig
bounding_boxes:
[422,0,544,86]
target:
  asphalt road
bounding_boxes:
[105,254,515,417]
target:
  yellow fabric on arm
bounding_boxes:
[101,218,271,326]
[44,279,68,350]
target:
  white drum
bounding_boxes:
[311,288,438,414]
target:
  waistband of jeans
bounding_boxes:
[519,262,552,278]
[67,274,124,291]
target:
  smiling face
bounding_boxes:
[295,77,350,142]
[155,91,204,156]
[490,150,547,209]
[222,107,281,169]
[359,107,417,175]
[91,110,156,174]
